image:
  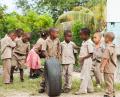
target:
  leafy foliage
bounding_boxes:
[72,21,84,46]
[55,7,96,44]
[16,0,86,21]
[0,9,53,43]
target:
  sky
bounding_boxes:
[0,0,22,13]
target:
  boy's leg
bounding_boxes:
[62,64,68,89]
[11,56,18,82]
[19,69,24,82]
[104,73,114,97]
[18,59,26,82]
[94,64,102,85]
[10,66,15,82]
[67,64,73,89]
[3,59,11,84]
[87,76,94,93]
[78,71,92,94]
[30,68,33,78]
[39,71,46,93]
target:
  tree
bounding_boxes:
[0,5,8,38]
[0,9,53,43]
[16,0,86,21]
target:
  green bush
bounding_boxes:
[72,21,85,46]
[0,10,54,44]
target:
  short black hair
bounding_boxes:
[7,30,15,35]
[40,30,48,38]
[15,28,24,34]
[80,28,91,36]
[64,30,72,36]
[49,28,59,33]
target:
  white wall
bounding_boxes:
[107,0,120,22]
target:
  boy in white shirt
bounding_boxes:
[61,30,79,93]
[75,28,94,94]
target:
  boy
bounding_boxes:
[92,32,104,87]
[39,28,61,93]
[0,31,16,84]
[14,29,24,71]
[10,33,31,82]
[61,30,79,93]
[15,28,24,41]
[100,32,117,97]
[45,28,61,59]
[27,31,48,79]
[75,28,94,95]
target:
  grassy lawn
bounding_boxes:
[0,74,40,96]
[0,70,120,96]
[0,75,104,96]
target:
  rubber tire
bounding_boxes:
[45,57,62,97]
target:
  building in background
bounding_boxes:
[107,0,120,82]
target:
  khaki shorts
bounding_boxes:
[12,55,26,69]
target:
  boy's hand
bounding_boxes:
[80,57,85,64]
[100,67,104,73]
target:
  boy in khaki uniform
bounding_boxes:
[39,28,61,93]
[92,32,104,87]
[28,31,48,79]
[100,32,117,97]
[15,28,24,41]
[45,29,61,59]
[0,31,16,84]
[10,33,31,82]
[61,30,79,93]
[75,28,94,95]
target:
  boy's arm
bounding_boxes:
[80,43,93,62]
[73,42,80,49]
[26,43,30,57]
[80,53,93,62]
[57,40,61,60]
[43,40,49,59]
[100,58,109,73]
[8,39,16,48]
[27,43,30,54]
[84,53,93,59]
[100,48,109,73]
[84,43,93,59]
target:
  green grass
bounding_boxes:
[72,79,120,93]
[0,75,41,96]
[0,74,120,96]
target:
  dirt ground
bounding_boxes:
[0,70,120,97]
[1,91,120,97]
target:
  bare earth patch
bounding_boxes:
[2,91,120,97]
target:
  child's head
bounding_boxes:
[93,32,102,44]
[40,30,48,40]
[104,32,115,43]
[8,30,17,41]
[22,33,31,43]
[49,28,59,39]
[15,28,24,38]
[80,28,91,41]
[64,30,72,43]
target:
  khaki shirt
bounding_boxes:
[0,36,16,59]
[93,44,104,64]
[34,38,46,53]
[103,44,117,73]
[13,39,30,59]
[79,39,94,79]
[79,39,94,58]
[61,41,77,64]
[45,37,61,59]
